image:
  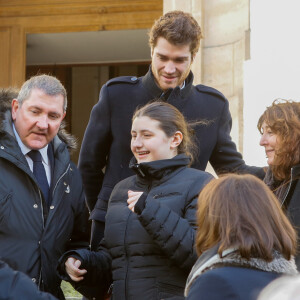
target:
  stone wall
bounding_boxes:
[163,0,250,154]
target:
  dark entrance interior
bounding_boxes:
[26,63,149,162]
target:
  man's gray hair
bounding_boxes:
[17,74,67,111]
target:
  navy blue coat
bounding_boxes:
[187,266,280,300]
[78,68,264,225]
[0,109,89,299]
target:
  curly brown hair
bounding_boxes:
[196,174,297,261]
[148,10,202,57]
[257,99,300,181]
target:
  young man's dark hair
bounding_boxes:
[149,10,202,57]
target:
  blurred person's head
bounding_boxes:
[258,99,300,181]
[195,174,297,261]
[149,11,202,91]
[258,275,300,300]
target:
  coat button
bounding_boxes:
[32,277,36,283]
[64,182,67,186]
[0,146,4,149]
[33,204,38,208]
[50,205,54,210]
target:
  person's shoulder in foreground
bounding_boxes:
[187,266,280,300]
[0,260,57,300]
[185,174,298,300]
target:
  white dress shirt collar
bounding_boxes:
[181,80,185,89]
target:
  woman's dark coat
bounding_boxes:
[187,267,281,300]
[62,154,213,300]
[0,101,89,298]
[270,164,300,269]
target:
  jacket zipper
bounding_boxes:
[38,188,44,289]
[52,164,70,196]
[124,211,131,300]
[1,149,69,290]
[20,163,45,288]
[124,164,152,298]
[38,189,45,228]
[39,164,70,288]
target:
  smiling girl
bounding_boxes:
[59,101,213,299]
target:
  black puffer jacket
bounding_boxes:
[0,260,57,300]
[0,102,89,298]
[64,154,213,299]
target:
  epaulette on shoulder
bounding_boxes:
[106,76,139,87]
[196,84,227,102]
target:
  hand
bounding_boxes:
[127,190,143,212]
[65,257,87,282]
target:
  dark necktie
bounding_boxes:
[27,150,50,206]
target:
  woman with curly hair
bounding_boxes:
[258,99,300,268]
[185,174,297,300]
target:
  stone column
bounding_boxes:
[163,0,250,153]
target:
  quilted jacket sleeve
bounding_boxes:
[136,173,213,271]
[57,241,112,298]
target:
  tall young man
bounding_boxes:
[79,11,263,249]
